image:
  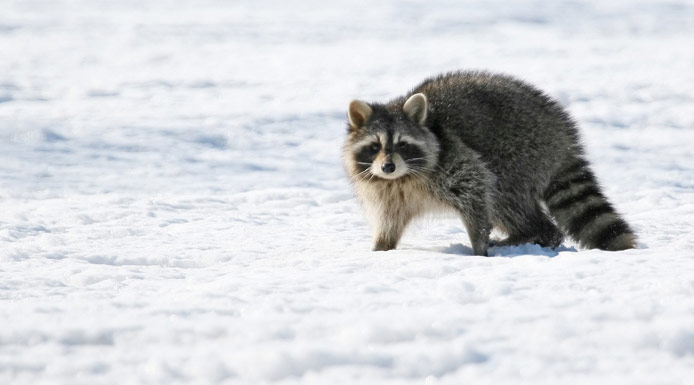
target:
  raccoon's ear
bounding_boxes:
[348,100,372,130]
[403,93,428,126]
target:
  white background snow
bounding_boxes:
[2,0,694,383]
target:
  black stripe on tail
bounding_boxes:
[544,158,636,251]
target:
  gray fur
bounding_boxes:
[343,71,636,255]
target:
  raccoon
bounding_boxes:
[342,71,636,256]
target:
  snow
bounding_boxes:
[1,0,694,383]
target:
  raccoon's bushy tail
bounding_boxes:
[544,157,636,251]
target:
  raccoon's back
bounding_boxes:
[410,71,581,180]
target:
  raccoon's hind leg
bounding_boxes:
[491,199,564,248]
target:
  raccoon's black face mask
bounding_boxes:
[344,93,440,181]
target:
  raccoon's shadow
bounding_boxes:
[441,243,577,257]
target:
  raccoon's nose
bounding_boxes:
[382,162,396,174]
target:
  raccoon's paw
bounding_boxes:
[373,239,397,251]
[471,241,489,256]
[539,229,565,248]
[470,231,490,256]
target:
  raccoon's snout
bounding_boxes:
[382,162,396,174]
[381,154,396,174]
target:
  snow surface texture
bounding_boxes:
[2,0,694,384]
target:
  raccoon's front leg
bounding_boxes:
[446,185,493,256]
[456,202,492,256]
[372,210,412,251]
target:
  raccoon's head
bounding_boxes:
[343,93,440,182]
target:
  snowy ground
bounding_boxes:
[2,0,694,384]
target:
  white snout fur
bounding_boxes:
[371,153,408,180]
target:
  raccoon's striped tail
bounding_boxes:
[544,157,636,251]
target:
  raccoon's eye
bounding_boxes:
[396,142,410,151]
[368,143,381,153]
